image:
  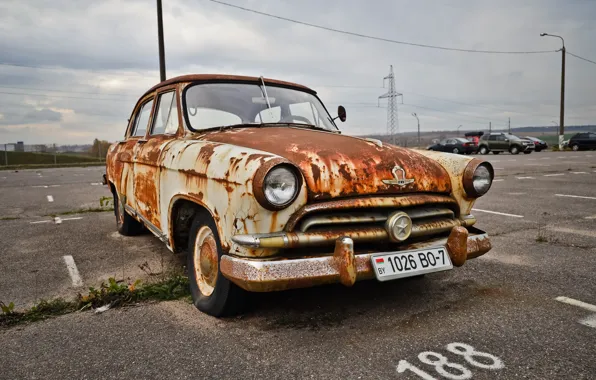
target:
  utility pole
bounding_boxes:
[3,144,7,166]
[156,0,166,82]
[540,33,565,149]
[412,113,420,148]
[489,122,492,134]
[379,65,403,145]
[508,117,511,134]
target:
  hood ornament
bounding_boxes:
[382,165,414,187]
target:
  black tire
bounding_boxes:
[452,147,460,154]
[509,145,520,155]
[571,144,579,151]
[479,146,489,155]
[187,211,246,317]
[113,191,144,236]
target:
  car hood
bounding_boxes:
[200,127,452,200]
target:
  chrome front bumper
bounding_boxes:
[221,227,491,292]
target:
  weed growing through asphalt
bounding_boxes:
[0,275,190,328]
[44,196,115,217]
[0,216,19,221]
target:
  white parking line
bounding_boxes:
[571,172,588,174]
[30,220,51,224]
[555,297,596,312]
[90,182,102,186]
[62,217,83,221]
[585,215,596,220]
[32,185,61,188]
[540,157,551,160]
[472,208,524,218]
[46,195,54,202]
[528,158,536,161]
[544,173,565,177]
[524,164,545,166]
[586,155,593,157]
[507,192,526,195]
[493,167,504,170]
[63,255,83,287]
[54,216,62,224]
[555,194,596,200]
[493,179,504,182]
[516,176,535,180]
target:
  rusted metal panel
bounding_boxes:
[220,229,491,292]
[202,127,452,201]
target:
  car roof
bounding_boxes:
[141,74,316,99]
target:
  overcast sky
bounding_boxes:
[0,0,595,145]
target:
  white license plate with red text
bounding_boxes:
[371,247,452,281]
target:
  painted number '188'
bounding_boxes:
[396,343,504,380]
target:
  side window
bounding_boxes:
[131,99,154,137]
[488,135,497,141]
[151,91,178,135]
[496,135,506,141]
[289,102,319,125]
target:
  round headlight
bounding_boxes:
[263,166,299,208]
[473,165,492,195]
[462,160,494,198]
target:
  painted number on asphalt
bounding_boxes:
[396,343,504,379]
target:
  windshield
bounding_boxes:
[184,83,338,132]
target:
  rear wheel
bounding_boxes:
[113,191,143,236]
[479,146,489,155]
[452,147,460,154]
[510,146,520,155]
[187,211,246,317]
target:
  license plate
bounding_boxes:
[371,246,453,281]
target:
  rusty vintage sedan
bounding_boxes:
[105,74,494,316]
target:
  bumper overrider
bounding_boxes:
[221,226,491,292]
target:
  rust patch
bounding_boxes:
[467,235,492,259]
[333,237,356,287]
[203,127,452,201]
[446,226,468,267]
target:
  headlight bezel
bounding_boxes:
[253,160,302,211]
[462,159,494,198]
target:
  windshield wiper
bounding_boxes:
[258,122,332,132]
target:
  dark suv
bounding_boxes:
[478,133,534,155]
[568,132,596,151]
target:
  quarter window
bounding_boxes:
[131,99,154,137]
[151,91,179,135]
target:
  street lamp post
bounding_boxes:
[157,0,166,82]
[412,113,420,148]
[541,33,565,150]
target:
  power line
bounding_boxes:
[208,0,558,55]
[567,51,596,66]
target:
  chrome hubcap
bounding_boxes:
[193,226,218,296]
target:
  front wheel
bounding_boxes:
[187,211,245,317]
[510,146,520,155]
[571,144,579,151]
[479,146,489,155]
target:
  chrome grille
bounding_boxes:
[296,205,459,240]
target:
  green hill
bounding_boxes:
[0,151,102,166]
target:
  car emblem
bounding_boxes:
[382,165,415,187]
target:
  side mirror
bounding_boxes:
[504,139,509,142]
[337,105,346,122]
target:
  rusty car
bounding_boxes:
[104,74,494,316]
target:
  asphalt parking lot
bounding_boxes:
[1,151,595,379]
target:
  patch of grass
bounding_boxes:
[0,216,19,221]
[46,207,113,217]
[1,275,190,328]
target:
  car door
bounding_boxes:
[115,96,155,215]
[589,133,596,149]
[133,88,180,236]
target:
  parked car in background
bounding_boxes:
[523,136,548,152]
[104,74,495,316]
[478,133,534,155]
[464,131,484,153]
[568,132,596,151]
[428,138,478,154]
